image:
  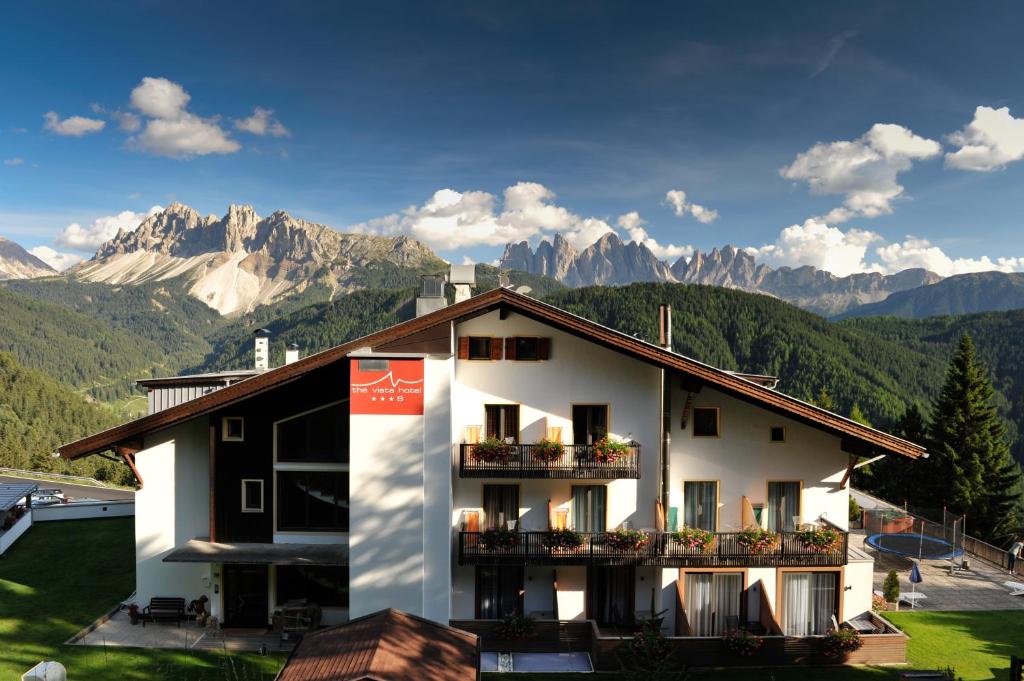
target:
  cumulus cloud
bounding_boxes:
[664,189,719,224]
[42,111,106,136]
[781,123,941,223]
[875,237,1024,276]
[234,107,290,137]
[126,77,240,158]
[28,246,83,271]
[750,219,883,276]
[945,106,1024,172]
[617,211,692,260]
[4,158,24,166]
[352,182,616,251]
[54,205,163,252]
[111,110,141,132]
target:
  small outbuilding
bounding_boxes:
[275,608,480,681]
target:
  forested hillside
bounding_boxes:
[837,271,1024,319]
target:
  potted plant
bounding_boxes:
[671,526,716,553]
[822,628,863,658]
[736,527,778,554]
[127,603,140,625]
[532,438,564,464]
[592,438,631,464]
[605,527,649,552]
[724,628,763,657]
[541,528,584,551]
[496,613,535,639]
[471,437,516,464]
[796,526,843,553]
[479,527,521,550]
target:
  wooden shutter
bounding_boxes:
[489,337,503,360]
[538,337,551,360]
[457,337,469,359]
[504,337,517,361]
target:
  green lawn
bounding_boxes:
[0,517,283,680]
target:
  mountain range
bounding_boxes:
[0,237,55,280]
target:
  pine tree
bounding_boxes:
[926,335,1021,541]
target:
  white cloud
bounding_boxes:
[780,123,941,222]
[112,110,141,132]
[3,158,24,166]
[664,189,719,224]
[28,246,83,271]
[234,107,291,137]
[874,237,1024,276]
[751,218,883,276]
[42,111,106,136]
[126,77,240,158]
[945,106,1024,172]
[54,205,163,252]
[617,211,692,260]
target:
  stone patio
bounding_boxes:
[852,530,1024,611]
[68,609,297,652]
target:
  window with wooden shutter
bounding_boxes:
[537,337,551,360]
[504,337,517,361]
[489,337,503,360]
[457,337,470,359]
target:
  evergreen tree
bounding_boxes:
[926,335,1021,540]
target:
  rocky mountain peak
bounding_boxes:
[0,237,57,280]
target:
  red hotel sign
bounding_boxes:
[349,359,424,415]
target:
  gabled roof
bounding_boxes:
[58,286,926,460]
[275,608,478,681]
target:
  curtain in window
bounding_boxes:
[686,573,741,636]
[478,567,523,618]
[766,481,801,532]
[588,567,634,626]
[684,481,718,531]
[782,572,836,636]
[483,485,519,529]
[810,572,837,634]
[713,573,742,635]
[572,486,607,532]
[485,405,519,442]
[685,573,712,635]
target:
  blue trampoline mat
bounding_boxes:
[866,532,965,560]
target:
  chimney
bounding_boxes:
[254,328,271,370]
[449,264,476,304]
[415,273,448,318]
[658,304,672,350]
[285,343,300,365]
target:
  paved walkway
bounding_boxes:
[69,609,295,652]
[852,530,1024,611]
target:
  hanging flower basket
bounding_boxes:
[604,527,649,552]
[724,628,763,657]
[822,628,863,658]
[541,528,584,551]
[796,527,843,554]
[736,528,778,554]
[592,438,630,464]
[479,527,521,551]
[472,438,517,464]
[532,439,565,464]
[671,526,716,553]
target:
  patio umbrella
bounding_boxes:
[909,561,923,609]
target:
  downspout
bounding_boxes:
[658,304,672,529]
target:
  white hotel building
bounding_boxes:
[60,280,923,646]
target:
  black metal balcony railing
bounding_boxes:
[458,443,641,479]
[458,530,848,568]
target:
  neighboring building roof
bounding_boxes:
[276,608,479,681]
[59,287,926,460]
[136,370,261,389]
[0,483,37,513]
[163,538,347,566]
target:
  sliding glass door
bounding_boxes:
[684,572,742,636]
[572,405,609,444]
[483,485,519,529]
[587,566,635,626]
[572,485,606,532]
[477,566,524,618]
[766,481,801,532]
[683,481,718,531]
[781,572,837,636]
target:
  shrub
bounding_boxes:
[736,527,778,554]
[671,526,715,553]
[822,628,863,657]
[724,628,763,657]
[471,438,516,464]
[532,438,565,463]
[628,618,674,672]
[796,527,843,553]
[479,527,520,550]
[883,569,900,603]
[849,496,862,523]
[496,614,535,639]
[605,527,649,552]
[541,528,584,550]
[871,593,889,612]
[592,438,630,463]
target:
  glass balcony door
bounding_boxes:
[684,572,742,636]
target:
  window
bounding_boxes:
[277,471,348,531]
[485,404,520,442]
[241,479,264,513]
[770,426,786,443]
[572,485,606,532]
[685,572,743,636]
[483,484,519,529]
[468,337,495,360]
[781,572,837,636]
[276,403,348,463]
[572,404,609,444]
[222,416,244,442]
[692,407,720,437]
[683,481,718,531]
[766,481,801,532]
[277,565,349,608]
[505,336,550,361]
[477,566,523,618]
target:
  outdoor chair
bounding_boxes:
[142,597,186,627]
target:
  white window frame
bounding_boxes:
[241,479,264,513]
[222,416,245,442]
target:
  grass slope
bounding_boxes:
[0,517,282,680]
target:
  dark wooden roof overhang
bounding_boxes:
[58,287,926,461]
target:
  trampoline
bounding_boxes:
[866,533,965,561]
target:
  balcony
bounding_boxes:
[457,530,848,568]
[458,443,641,479]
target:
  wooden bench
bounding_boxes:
[142,597,186,627]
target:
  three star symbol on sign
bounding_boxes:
[370,396,397,401]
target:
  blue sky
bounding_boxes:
[2,1,1023,276]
